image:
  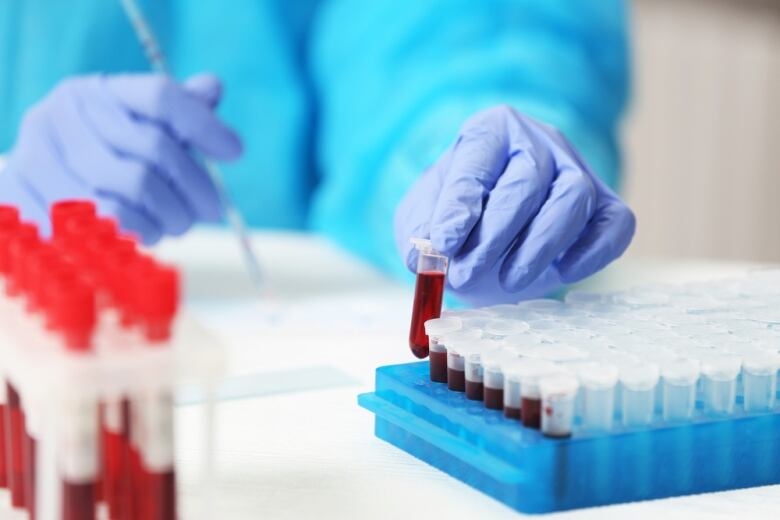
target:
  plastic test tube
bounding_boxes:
[700,355,742,415]
[482,319,529,340]
[539,374,580,438]
[423,317,462,383]
[578,364,619,432]
[662,359,701,422]
[742,351,779,412]
[506,359,559,429]
[461,340,501,401]
[443,329,482,393]
[619,363,660,427]
[480,348,519,411]
[408,239,448,359]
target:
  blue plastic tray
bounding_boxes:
[358,362,780,514]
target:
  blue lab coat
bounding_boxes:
[0,0,629,279]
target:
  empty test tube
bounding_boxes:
[700,355,741,415]
[539,374,579,438]
[662,359,700,422]
[424,317,462,383]
[742,351,779,412]
[578,364,619,431]
[619,363,660,426]
[481,348,518,410]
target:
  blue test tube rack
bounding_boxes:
[358,362,780,514]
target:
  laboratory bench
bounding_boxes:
[154,228,780,520]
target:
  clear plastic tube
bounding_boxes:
[619,363,659,427]
[742,351,779,412]
[700,355,741,415]
[578,364,619,431]
[424,317,462,383]
[662,359,700,422]
[408,239,448,359]
[539,374,579,438]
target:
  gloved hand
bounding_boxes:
[395,105,636,306]
[0,73,242,244]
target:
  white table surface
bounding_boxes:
[154,228,780,520]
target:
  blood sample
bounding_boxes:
[521,396,542,429]
[446,349,465,392]
[423,318,462,383]
[0,380,7,489]
[509,359,559,429]
[408,239,447,359]
[539,374,579,438]
[24,416,37,520]
[481,348,518,411]
[462,340,501,402]
[5,383,26,507]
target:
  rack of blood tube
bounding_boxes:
[360,271,780,513]
[0,202,224,520]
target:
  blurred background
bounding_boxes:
[623,0,780,262]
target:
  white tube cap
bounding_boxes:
[577,363,619,390]
[539,373,580,399]
[701,354,742,381]
[424,317,462,338]
[662,358,701,385]
[619,363,660,391]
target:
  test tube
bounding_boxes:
[742,351,779,412]
[619,363,660,427]
[442,329,481,393]
[539,374,579,438]
[577,364,619,432]
[511,359,560,429]
[662,359,701,422]
[408,239,448,359]
[424,317,462,383]
[700,355,741,415]
[482,319,529,340]
[461,340,501,401]
[481,348,518,410]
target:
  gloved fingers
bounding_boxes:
[429,127,508,258]
[446,149,554,290]
[103,74,243,161]
[47,88,195,236]
[394,153,449,272]
[183,73,222,109]
[556,199,636,284]
[80,85,222,222]
[94,194,163,245]
[499,166,597,292]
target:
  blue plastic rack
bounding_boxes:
[358,362,780,514]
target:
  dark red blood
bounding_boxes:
[408,272,445,359]
[24,433,36,519]
[447,369,465,392]
[6,384,25,507]
[62,481,95,520]
[484,387,504,410]
[465,381,484,401]
[143,470,176,520]
[0,404,7,487]
[504,406,521,420]
[521,397,542,429]
[429,351,448,383]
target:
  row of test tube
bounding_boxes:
[422,276,780,439]
[0,201,218,520]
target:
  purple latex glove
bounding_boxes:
[0,73,242,243]
[395,105,636,306]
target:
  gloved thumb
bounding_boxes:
[183,73,222,109]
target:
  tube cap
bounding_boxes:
[619,363,660,391]
[577,363,619,390]
[51,200,96,238]
[484,319,530,337]
[424,317,462,338]
[539,373,580,399]
[701,354,742,381]
[662,358,701,385]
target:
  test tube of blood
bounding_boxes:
[619,363,660,427]
[662,359,701,422]
[519,361,561,429]
[423,317,462,383]
[502,360,523,420]
[442,329,482,393]
[462,340,501,401]
[54,280,99,520]
[742,351,779,412]
[408,239,448,359]
[481,348,519,410]
[578,364,619,432]
[135,264,179,520]
[539,374,580,438]
[701,355,742,415]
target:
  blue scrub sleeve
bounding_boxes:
[307,0,630,282]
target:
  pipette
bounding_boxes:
[118,0,263,291]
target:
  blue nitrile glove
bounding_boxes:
[0,73,243,243]
[395,105,636,307]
